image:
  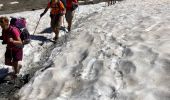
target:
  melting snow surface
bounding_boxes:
[0,0,170,100]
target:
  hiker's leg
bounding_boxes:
[51,18,54,32]
[65,10,74,32]
[51,16,57,40]
[68,21,72,32]
[12,61,22,74]
[5,48,12,66]
[53,28,59,40]
[68,10,75,32]
[5,58,12,66]
[12,48,23,74]
[12,61,18,74]
[61,15,64,27]
[51,15,62,41]
[65,11,70,31]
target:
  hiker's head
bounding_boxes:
[0,16,9,29]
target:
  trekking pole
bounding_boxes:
[33,17,41,35]
[63,15,67,45]
[29,17,41,47]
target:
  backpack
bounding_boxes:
[49,0,65,16]
[50,0,66,8]
[61,0,66,8]
[10,17,31,45]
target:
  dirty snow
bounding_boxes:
[0,0,170,100]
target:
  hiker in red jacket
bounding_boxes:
[40,0,65,41]
[0,16,23,75]
[65,0,78,32]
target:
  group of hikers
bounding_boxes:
[0,0,78,80]
[40,0,78,40]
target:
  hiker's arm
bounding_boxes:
[9,37,22,45]
[40,7,49,17]
[9,28,22,45]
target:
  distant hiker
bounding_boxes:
[0,16,23,75]
[40,0,65,41]
[65,0,78,32]
[107,0,116,6]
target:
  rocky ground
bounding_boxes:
[0,0,48,14]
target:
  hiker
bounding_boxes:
[0,16,23,75]
[40,0,65,41]
[65,0,78,32]
[107,0,116,6]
